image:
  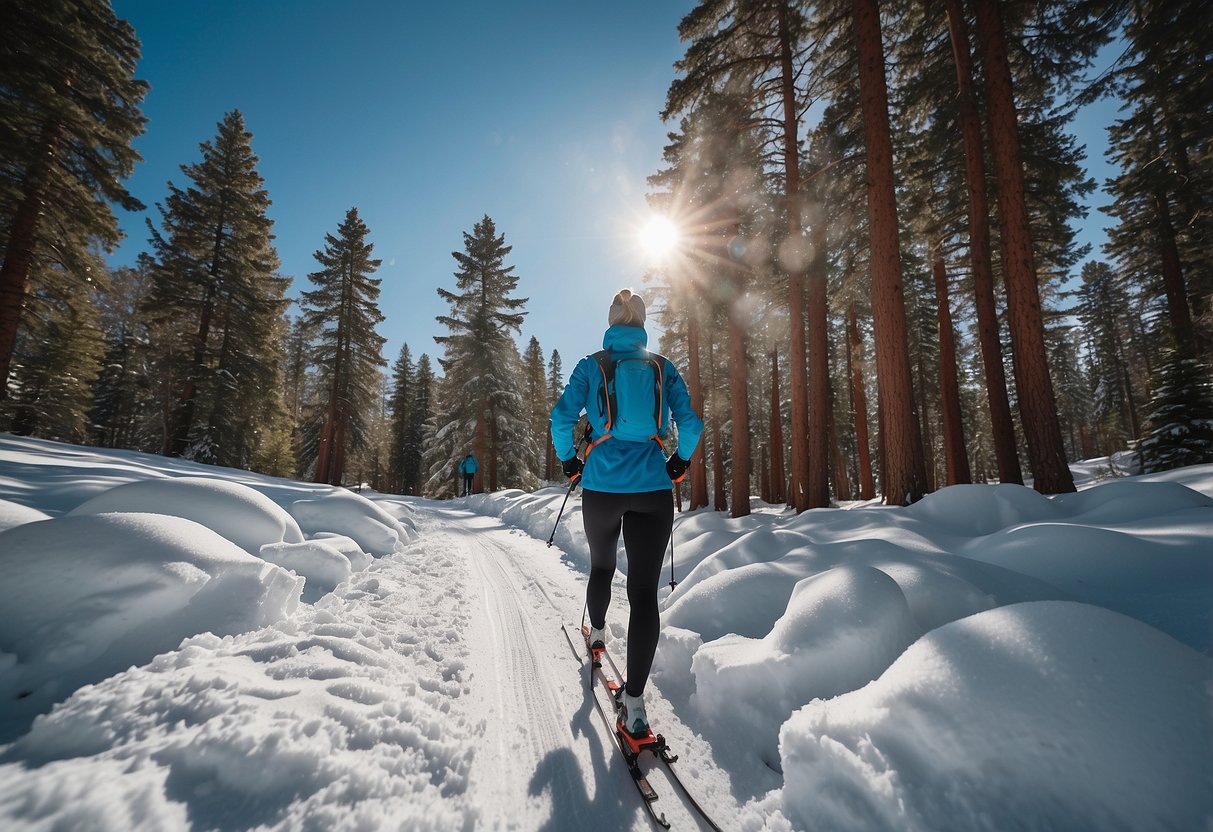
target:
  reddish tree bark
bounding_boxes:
[944,0,1023,485]
[706,338,727,511]
[932,248,973,485]
[852,0,928,505]
[972,0,1075,494]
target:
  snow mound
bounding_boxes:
[693,564,920,768]
[0,498,49,531]
[308,533,375,572]
[0,512,302,741]
[291,490,418,555]
[905,483,1064,536]
[259,540,353,598]
[776,601,1213,832]
[68,476,305,555]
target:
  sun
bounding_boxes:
[639,215,681,260]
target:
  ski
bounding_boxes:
[561,623,670,828]
[564,624,726,832]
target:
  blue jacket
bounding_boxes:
[459,456,478,475]
[550,325,704,493]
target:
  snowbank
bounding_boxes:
[0,498,49,531]
[0,512,302,741]
[773,602,1213,832]
[68,475,306,555]
[291,490,418,555]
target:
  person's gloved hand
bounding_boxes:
[562,456,583,481]
[666,454,689,482]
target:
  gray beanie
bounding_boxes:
[608,288,646,327]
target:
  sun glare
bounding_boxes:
[639,216,681,259]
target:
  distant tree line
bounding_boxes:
[2,0,1209,504]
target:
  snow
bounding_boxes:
[68,475,307,555]
[0,433,1211,831]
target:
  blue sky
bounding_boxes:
[106,1,1119,380]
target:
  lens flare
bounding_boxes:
[639,216,681,259]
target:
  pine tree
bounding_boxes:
[301,208,388,485]
[403,354,434,495]
[387,343,415,493]
[1139,352,1213,473]
[91,261,155,449]
[0,0,148,399]
[143,111,288,465]
[545,349,564,482]
[3,262,106,440]
[427,215,533,496]
[521,336,548,480]
[970,0,1076,494]
[1072,260,1142,454]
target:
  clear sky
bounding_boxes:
[106,1,1119,380]
[108,0,691,378]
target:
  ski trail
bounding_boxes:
[418,504,725,832]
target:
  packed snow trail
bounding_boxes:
[431,504,736,831]
[0,500,738,831]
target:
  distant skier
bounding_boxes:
[458,453,478,497]
[549,288,703,736]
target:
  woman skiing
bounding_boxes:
[549,288,703,736]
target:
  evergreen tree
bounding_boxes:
[971,0,1076,494]
[387,343,415,494]
[143,111,288,465]
[426,215,533,496]
[91,261,155,449]
[0,0,147,399]
[1072,260,1141,453]
[1139,351,1213,473]
[3,261,106,440]
[301,208,387,486]
[545,349,564,482]
[403,354,433,495]
[521,336,548,480]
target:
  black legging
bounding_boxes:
[583,488,673,696]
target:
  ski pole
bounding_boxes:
[547,474,580,547]
[667,526,678,590]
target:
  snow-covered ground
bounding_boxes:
[0,434,1210,831]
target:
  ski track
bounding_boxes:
[419,504,724,832]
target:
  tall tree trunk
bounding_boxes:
[853,0,928,505]
[686,299,709,510]
[972,0,1075,494]
[807,203,831,508]
[945,0,1023,485]
[727,269,752,518]
[778,1,810,512]
[0,121,61,401]
[932,247,973,485]
[768,349,785,504]
[846,303,875,499]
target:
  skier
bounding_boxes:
[458,453,478,497]
[550,288,703,736]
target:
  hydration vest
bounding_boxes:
[590,349,666,445]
